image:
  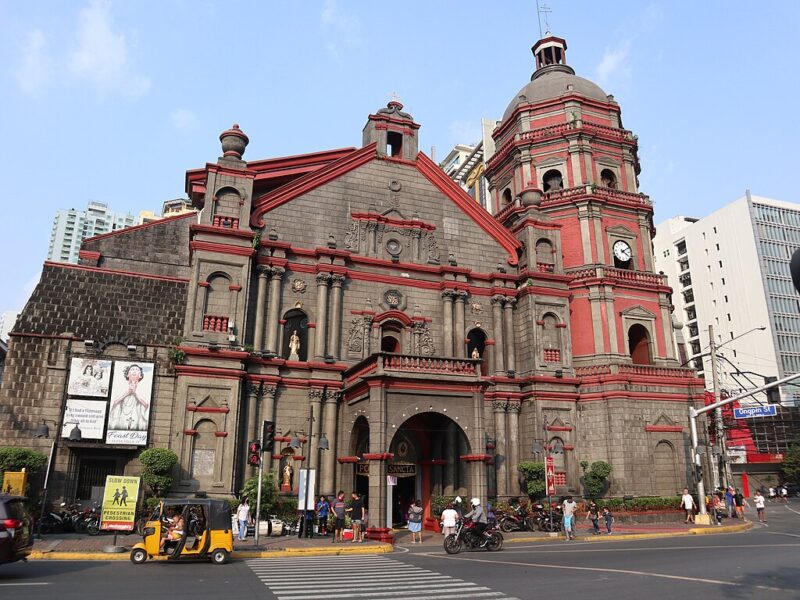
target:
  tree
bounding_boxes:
[240,473,278,520]
[517,461,546,499]
[582,461,613,498]
[0,447,47,478]
[781,438,800,484]
[139,448,178,496]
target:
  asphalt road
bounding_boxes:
[2,501,798,600]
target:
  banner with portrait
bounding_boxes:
[62,399,107,440]
[67,358,112,398]
[105,361,154,445]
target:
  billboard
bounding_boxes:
[67,358,112,398]
[106,361,154,445]
[100,475,140,531]
[62,399,108,440]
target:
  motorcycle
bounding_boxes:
[532,504,563,533]
[444,519,503,554]
[497,504,533,533]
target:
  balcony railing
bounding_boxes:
[345,352,481,384]
[212,215,239,228]
[568,267,666,287]
[574,364,696,378]
[202,314,229,332]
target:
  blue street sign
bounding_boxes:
[733,405,778,419]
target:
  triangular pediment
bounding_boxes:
[606,224,635,237]
[653,413,675,427]
[620,305,656,319]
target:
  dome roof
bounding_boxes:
[502,67,609,121]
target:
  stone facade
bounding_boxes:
[0,34,705,539]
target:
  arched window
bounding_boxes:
[628,324,652,365]
[502,188,513,206]
[600,169,617,189]
[380,321,403,353]
[549,437,566,471]
[212,188,241,228]
[203,273,231,332]
[653,441,679,496]
[282,309,309,361]
[535,239,555,273]
[467,328,488,374]
[543,169,563,192]
[190,420,217,480]
[541,313,562,363]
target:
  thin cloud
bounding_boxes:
[595,40,631,87]
[67,0,151,99]
[171,108,198,132]
[321,0,361,58]
[14,29,51,95]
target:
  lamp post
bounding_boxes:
[290,400,330,539]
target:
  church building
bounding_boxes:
[0,34,704,539]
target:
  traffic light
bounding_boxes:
[764,376,780,404]
[248,440,261,466]
[263,420,276,452]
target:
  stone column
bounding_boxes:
[493,400,508,497]
[326,274,345,360]
[491,295,505,375]
[260,386,277,469]
[265,267,284,354]
[253,266,270,351]
[443,421,457,495]
[506,402,521,495]
[441,290,455,356]
[314,273,330,360]
[308,388,324,474]
[320,390,339,496]
[245,383,261,475]
[453,291,467,358]
[503,297,517,374]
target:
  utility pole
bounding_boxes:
[708,325,729,490]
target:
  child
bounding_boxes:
[602,506,614,534]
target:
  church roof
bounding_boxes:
[503,69,609,121]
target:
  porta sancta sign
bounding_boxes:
[356,462,416,477]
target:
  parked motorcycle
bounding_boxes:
[444,519,503,554]
[532,503,563,533]
[497,504,533,533]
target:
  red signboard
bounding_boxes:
[545,456,556,496]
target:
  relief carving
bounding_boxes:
[419,323,435,356]
[426,232,440,264]
[344,221,360,251]
[347,318,364,353]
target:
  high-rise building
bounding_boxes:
[654,191,800,405]
[0,311,19,342]
[47,201,137,264]
[440,119,499,214]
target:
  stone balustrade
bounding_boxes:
[202,314,229,332]
[575,364,695,378]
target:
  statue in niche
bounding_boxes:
[281,461,294,491]
[288,330,301,361]
[471,347,481,359]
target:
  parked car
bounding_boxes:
[246,515,285,537]
[0,494,33,565]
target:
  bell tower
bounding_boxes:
[362,100,420,161]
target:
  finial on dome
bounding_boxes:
[219,123,249,160]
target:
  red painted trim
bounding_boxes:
[350,211,436,231]
[42,261,189,284]
[546,425,573,432]
[363,452,394,461]
[214,431,228,437]
[337,456,361,464]
[181,346,249,360]
[198,281,210,287]
[78,250,101,260]
[175,365,245,380]
[186,405,231,414]
[190,240,255,257]
[229,284,242,291]
[247,147,357,175]
[644,425,684,433]
[190,224,255,240]
[562,445,575,451]
[274,436,291,443]
[271,454,283,460]
[83,212,195,244]
[251,143,377,227]
[183,429,197,436]
[292,455,306,461]
[373,310,412,326]
[460,454,491,462]
[415,152,520,265]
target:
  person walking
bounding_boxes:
[332,491,346,543]
[711,492,724,525]
[348,492,365,542]
[725,487,736,517]
[780,484,789,503]
[734,488,749,521]
[407,499,424,544]
[316,495,330,536]
[753,490,767,523]
[562,496,577,540]
[440,503,458,537]
[681,488,697,524]
[236,498,251,541]
[586,501,600,535]
[602,506,614,534]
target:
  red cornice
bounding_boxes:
[338,456,360,464]
[190,224,255,240]
[190,240,255,257]
[175,365,246,380]
[460,454,491,462]
[181,346,249,360]
[186,404,230,414]
[83,212,195,245]
[363,452,394,461]
[248,147,356,175]
[78,250,101,261]
[42,261,189,284]
[250,143,377,227]
[415,152,520,265]
[351,212,436,232]
[373,310,413,326]
[546,425,573,432]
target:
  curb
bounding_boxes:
[28,543,394,561]
[508,521,753,544]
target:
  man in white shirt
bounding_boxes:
[681,488,697,524]
[440,503,459,537]
[753,490,767,523]
[562,496,577,540]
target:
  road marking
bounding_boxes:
[765,531,800,539]
[0,583,51,587]
[495,542,800,554]
[426,553,790,593]
[784,504,800,516]
[247,555,519,600]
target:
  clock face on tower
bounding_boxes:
[613,240,632,262]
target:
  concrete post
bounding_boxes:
[314,273,330,359]
[253,266,269,351]
[264,267,284,354]
[491,295,505,375]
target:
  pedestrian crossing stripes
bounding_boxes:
[246,555,520,600]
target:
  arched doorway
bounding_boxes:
[380,321,403,353]
[282,309,309,361]
[387,412,471,526]
[628,324,652,365]
[653,441,679,496]
[349,416,370,500]
[466,328,488,375]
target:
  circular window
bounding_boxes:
[386,239,402,256]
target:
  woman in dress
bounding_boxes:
[407,499,424,544]
[109,364,149,430]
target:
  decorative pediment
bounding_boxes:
[620,305,656,320]
[653,413,675,427]
[606,224,635,237]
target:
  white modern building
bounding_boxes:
[47,201,138,264]
[0,311,19,342]
[654,191,800,405]
[440,118,499,214]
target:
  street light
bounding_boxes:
[33,419,58,539]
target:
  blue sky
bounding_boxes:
[1,0,799,311]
